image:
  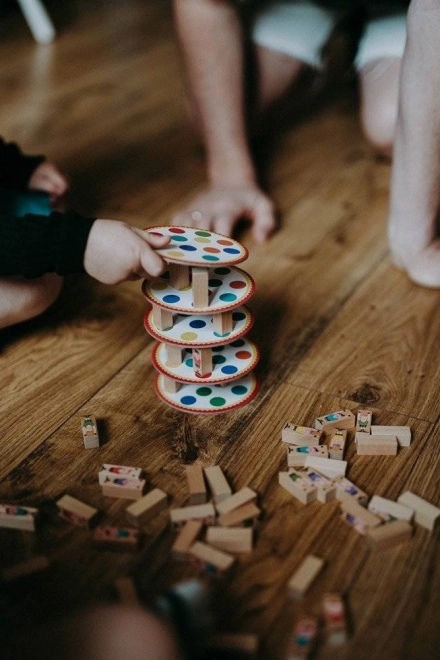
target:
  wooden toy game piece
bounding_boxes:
[206,526,253,553]
[356,409,373,434]
[397,491,440,531]
[281,424,323,446]
[215,487,257,516]
[287,444,328,467]
[322,593,348,646]
[371,425,412,447]
[142,227,259,414]
[304,456,347,479]
[328,429,347,460]
[101,475,147,500]
[356,435,398,456]
[287,555,325,599]
[185,465,207,505]
[0,504,39,531]
[339,498,382,535]
[81,415,99,449]
[56,494,99,527]
[279,471,317,505]
[204,466,232,503]
[99,464,142,484]
[304,470,337,503]
[314,409,355,432]
[188,541,235,574]
[93,525,140,549]
[171,520,203,560]
[366,520,413,550]
[169,503,216,528]
[287,616,319,660]
[217,502,261,528]
[125,488,168,526]
[368,495,414,522]
[333,476,369,507]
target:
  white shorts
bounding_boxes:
[251,1,408,71]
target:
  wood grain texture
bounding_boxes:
[0,2,439,659]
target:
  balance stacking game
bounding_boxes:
[142,226,259,414]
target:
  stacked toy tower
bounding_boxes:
[142,226,259,414]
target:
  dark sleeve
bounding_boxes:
[0,137,46,190]
[0,210,96,278]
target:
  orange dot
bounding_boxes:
[236,351,251,360]
[204,247,221,253]
[217,239,234,246]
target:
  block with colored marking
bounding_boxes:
[340,498,381,535]
[217,502,261,528]
[304,456,347,479]
[368,495,414,523]
[281,423,323,446]
[81,415,100,449]
[56,494,99,528]
[305,470,337,503]
[0,504,39,531]
[322,593,348,646]
[99,464,143,485]
[125,488,167,526]
[356,435,398,456]
[287,444,328,467]
[93,525,140,549]
[397,491,440,531]
[170,502,216,528]
[279,471,317,505]
[371,425,412,447]
[188,541,235,574]
[333,476,369,507]
[328,429,347,460]
[171,520,204,561]
[367,520,413,550]
[215,487,257,517]
[204,466,232,503]
[192,346,213,378]
[288,555,325,599]
[206,526,253,553]
[314,409,355,432]
[356,409,373,434]
[101,475,147,500]
[287,616,319,660]
[185,464,207,505]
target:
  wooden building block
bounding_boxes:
[212,311,234,336]
[0,504,38,531]
[56,494,99,527]
[101,475,147,500]
[208,633,258,656]
[99,464,142,485]
[322,593,348,646]
[170,502,216,528]
[304,456,347,479]
[367,520,413,550]
[152,304,173,331]
[93,525,139,549]
[305,470,337,503]
[81,415,99,449]
[114,577,139,606]
[192,266,209,307]
[165,344,183,368]
[185,465,207,505]
[168,262,190,290]
[217,502,261,528]
[163,376,180,393]
[314,409,355,432]
[368,495,414,523]
[1,555,50,582]
[171,520,203,561]
[328,429,347,460]
[189,541,235,574]
[356,409,373,434]
[288,555,325,599]
[356,435,398,456]
[204,466,232,503]
[193,347,213,378]
[333,476,369,507]
[281,423,323,446]
[287,616,318,660]
[340,498,382,535]
[371,425,412,447]
[126,488,167,526]
[206,526,253,553]
[279,471,317,505]
[287,444,328,467]
[397,491,440,531]
[215,487,257,517]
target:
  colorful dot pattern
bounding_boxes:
[152,338,259,384]
[146,226,248,266]
[156,373,259,414]
[144,306,253,347]
[142,266,255,314]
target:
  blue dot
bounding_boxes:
[189,320,206,329]
[163,294,180,304]
[221,365,238,374]
[223,248,240,254]
[219,293,237,302]
[185,358,193,367]
[181,396,197,405]
[180,245,197,251]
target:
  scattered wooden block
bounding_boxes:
[212,311,234,336]
[206,526,253,553]
[208,633,258,656]
[287,444,328,467]
[1,555,50,582]
[368,495,414,522]
[215,487,257,517]
[356,409,373,435]
[279,471,317,505]
[333,476,369,507]
[126,488,168,526]
[217,502,261,528]
[314,409,355,432]
[165,344,183,368]
[287,616,319,660]
[56,494,99,528]
[328,429,347,460]
[305,470,337,503]
[114,577,139,606]
[288,555,325,599]
[304,456,347,479]
[188,541,235,574]
[322,593,348,646]
[81,415,100,449]
[185,465,207,505]
[101,475,147,500]
[0,504,38,531]
[192,266,209,308]
[356,435,398,456]
[170,503,216,528]
[339,498,382,535]
[168,262,190,290]
[367,520,413,550]
[281,423,323,446]
[93,525,140,549]
[371,425,412,447]
[99,464,142,485]
[397,491,440,531]
[152,304,173,331]
[163,376,180,393]
[192,346,213,378]
[204,466,232,503]
[171,520,204,561]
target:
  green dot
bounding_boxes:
[195,230,211,237]
[202,255,219,261]
[196,387,212,396]
[210,397,226,407]
[231,385,247,395]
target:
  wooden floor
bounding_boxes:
[1,1,439,658]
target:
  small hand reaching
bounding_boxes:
[28,161,69,203]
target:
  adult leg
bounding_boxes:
[0,273,62,330]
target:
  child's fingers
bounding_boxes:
[139,245,167,279]
[253,200,277,244]
[142,230,171,248]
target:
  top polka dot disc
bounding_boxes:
[146,226,248,266]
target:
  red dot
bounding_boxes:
[169,227,186,234]
[204,247,220,253]
[229,280,246,289]
[236,351,251,360]
[217,239,234,246]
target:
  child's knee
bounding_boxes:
[25,273,63,320]
[0,273,63,329]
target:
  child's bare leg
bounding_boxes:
[0,273,62,329]
[388,0,440,288]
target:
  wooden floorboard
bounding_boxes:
[0,2,439,659]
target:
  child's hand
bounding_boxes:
[83,219,170,285]
[28,161,69,202]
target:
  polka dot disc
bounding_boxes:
[155,373,259,414]
[146,226,248,266]
[152,338,259,384]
